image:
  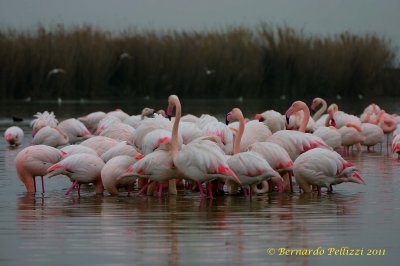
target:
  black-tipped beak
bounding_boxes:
[225,117,229,125]
[286,115,290,124]
[167,115,171,121]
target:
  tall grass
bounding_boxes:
[0,24,398,100]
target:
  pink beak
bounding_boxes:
[350,172,366,185]
[5,133,12,141]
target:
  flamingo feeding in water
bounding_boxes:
[15,145,63,193]
[293,148,365,195]
[4,126,24,146]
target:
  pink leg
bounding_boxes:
[65,180,79,195]
[268,180,273,192]
[136,181,153,196]
[158,183,163,197]
[126,186,131,196]
[77,184,81,197]
[206,182,213,199]
[197,181,205,199]
[288,172,294,193]
[243,187,248,197]
[33,177,37,193]
[317,186,321,196]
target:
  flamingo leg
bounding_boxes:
[41,176,45,193]
[327,185,333,193]
[206,182,213,199]
[288,172,294,193]
[65,180,79,195]
[158,182,163,197]
[197,181,205,199]
[77,183,81,197]
[126,186,131,196]
[268,180,273,192]
[33,177,37,193]
[136,181,153,197]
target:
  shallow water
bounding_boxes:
[0,99,400,265]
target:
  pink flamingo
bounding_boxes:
[99,123,136,144]
[31,111,58,137]
[167,95,241,199]
[293,148,365,195]
[100,141,142,162]
[78,111,106,133]
[310,97,327,122]
[392,134,400,159]
[247,142,294,192]
[31,126,69,147]
[254,110,286,133]
[56,118,91,143]
[360,123,384,151]
[15,145,63,193]
[338,123,365,154]
[227,120,272,152]
[60,145,98,157]
[101,155,143,195]
[106,109,130,121]
[226,108,281,197]
[80,136,120,156]
[4,126,24,146]
[45,153,105,196]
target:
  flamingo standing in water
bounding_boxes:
[101,155,143,195]
[45,153,105,196]
[226,108,281,197]
[167,95,241,199]
[4,126,24,146]
[31,111,58,137]
[293,148,365,195]
[15,145,63,193]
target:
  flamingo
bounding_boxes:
[31,111,58,137]
[106,109,130,121]
[293,148,365,194]
[56,118,91,144]
[101,155,143,195]
[123,107,155,128]
[31,126,69,147]
[227,120,272,152]
[166,95,240,199]
[392,134,400,159]
[361,123,384,151]
[285,100,315,133]
[4,126,24,146]
[310,97,327,121]
[247,142,294,192]
[60,145,97,157]
[79,136,120,156]
[99,123,136,144]
[338,123,365,154]
[78,111,106,133]
[226,108,281,197]
[45,153,105,196]
[254,110,286,133]
[100,141,142,162]
[95,115,121,135]
[15,145,63,193]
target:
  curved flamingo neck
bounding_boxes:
[231,108,244,154]
[170,96,181,162]
[312,98,327,121]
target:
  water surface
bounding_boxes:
[0,98,399,265]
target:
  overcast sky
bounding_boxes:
[1,0,399,52]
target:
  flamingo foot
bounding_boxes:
[65,180,79,195]
[136,181,153,197]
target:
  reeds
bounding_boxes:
[0,24,397,100]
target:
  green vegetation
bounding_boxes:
[0,24,398,100]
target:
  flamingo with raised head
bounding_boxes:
[45,153,105,196]
[4,126,24,146]
[167,95,241,199]
[293,148,365,194]
[226,108,281,197]
[15,145,63,193]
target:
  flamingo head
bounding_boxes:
[5,133,12,141]
[225,112,232,125]
[45,163,69,178]
[166,106,173,120]
[254,113,264,122]
[338,166,366,185]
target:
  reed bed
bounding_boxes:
[0,24,398,100]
